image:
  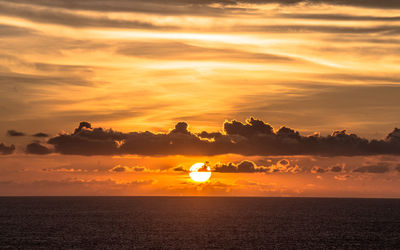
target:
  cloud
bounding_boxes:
[0,71,93,87]
[109,165,149,173]
[47,122,121,155]
[117,42,295,63]
[213,159,299,173]
[172,180,234,194]
[6,0,400,18]
[330,165,343,172]
[214,160,264,173]
[0,1,173,29]
[237,24,400,35]
[7,130,25,136]
[172,166,187,172]
[334,175,348,181]
[109,165,132,172]
[0,0,246,18]
[42,167,87,173]
[37,118,400,156]
[0,143,15,155]
[0,178,157,195]
[279,0,400,9]
[265,160,301,173]
[353,164,390,174]
[311,166,326,174]
[25,142,52,155]
[32,132,49,138]
[233,0,400,9]
[281,13,400,21]
[0,24,35,37]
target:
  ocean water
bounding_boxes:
[0,197,400,249]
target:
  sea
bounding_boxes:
[0,197,399,249]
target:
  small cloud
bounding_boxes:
[7,130,25,136]
[42,167,85,173]
[311,166,326,174]
[173,166,187,172]
[334,175,348,181]
[279,159,289,166]
[330,165,343,172]
[0,143,15,155]
[266,160,300,173]
[109,165,149,173]
[109,165,129,172]
[32,132,49,138]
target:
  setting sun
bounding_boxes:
[189,163,212,182]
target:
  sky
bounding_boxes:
[1,0,400,197]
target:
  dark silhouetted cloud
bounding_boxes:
[214,160,267,173]
[109,165,150,172]
[311,166,326,174]
[25,142,52,155]
[7,130,25,136]
[330,165,343,172]
[32,132,49,138]
[213,159,299,173]
[37,118,400,156]
[353,164,390,174]
[109,165,128,172]
[0,143,15,155]
[173,166,187,172]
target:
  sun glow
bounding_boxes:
[189,162,211,182]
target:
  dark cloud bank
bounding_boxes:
[15,118,400,157]
[5,0,400,12]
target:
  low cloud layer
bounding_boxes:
[14,118,400,156]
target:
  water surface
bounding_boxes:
[1,197,399,249]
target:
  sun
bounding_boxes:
[189,162,211,182]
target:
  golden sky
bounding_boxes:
[1,0,400,196]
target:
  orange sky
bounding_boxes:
[1,0,400,196]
